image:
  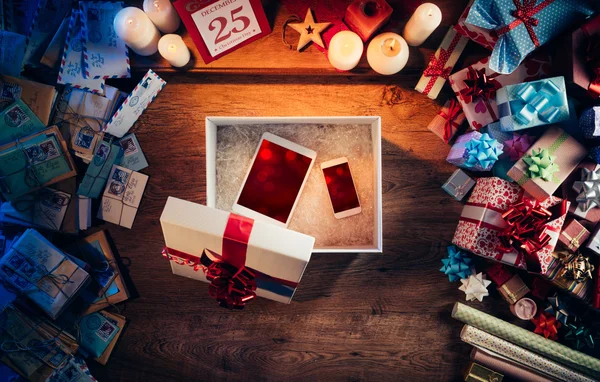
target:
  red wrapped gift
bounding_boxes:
[452,177,569,274]
[486,263,513,286]
[531,277,553,300]
[344,0,393,42]
[558,219,590,253]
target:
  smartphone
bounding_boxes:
[232,132,316,227]
[321,157,361,219]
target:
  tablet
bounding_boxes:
[232,132,316,227]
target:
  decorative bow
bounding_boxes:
[458,272,491,302]
[504,133,535,161]
[440,245,473,282]
[423,47,453,79]
[463,133,503,170]
[497,198,566,273]
[532,311,561,340]
[439,99,463,143]
[513,81,562,126]
[575,167,600,212]
[560,254,594,284]
[522,148,559,182]
[564,323,596,350]
[202,250,257,309]
[545,294,571,325]
[585,36,600,98]
[459,67,503,105]
[494,0,554,48]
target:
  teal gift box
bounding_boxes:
[498,77,570,132]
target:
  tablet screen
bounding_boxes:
[237,139,312,223]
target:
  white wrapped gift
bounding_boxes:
[160,197,315,304]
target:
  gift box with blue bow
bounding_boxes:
[497,77,570,132]
[446,131,504,171]
[465,0,595,74]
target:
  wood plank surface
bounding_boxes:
[85,74,528,381]
[129,0,488,76]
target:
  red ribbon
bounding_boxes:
[422,32,463,96]
[494,0,555,48]
[459,67,502,122]
[585,37,600,98]
[497,198,566,273]
[438,99,463,143]
[532,312,561,340]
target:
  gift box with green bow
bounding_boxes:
[508,126,587,201]
[497,77,570,132]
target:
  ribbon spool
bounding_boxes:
[514,81,561,125]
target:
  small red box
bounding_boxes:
[559,219,590,252]
[344,0,393,42]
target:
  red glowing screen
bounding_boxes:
[238,139,313,223]
[323,162,360,213]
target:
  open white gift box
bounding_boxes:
[205,116,383,253]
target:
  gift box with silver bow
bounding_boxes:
[442,169,476,201]
[497,77,570,132]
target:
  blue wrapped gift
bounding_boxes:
[465,0,595,74]
[497,77,570,132]
[580,106,600,139]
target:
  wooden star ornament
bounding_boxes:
[288,9,331,51]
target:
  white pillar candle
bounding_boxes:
[158,34,190,67]
[143,0,180,34]
[114,7,161,56]
[403,3,442,47]
[366,32,409,75]
[328,31,364,71]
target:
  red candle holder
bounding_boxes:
[344,0,393,42]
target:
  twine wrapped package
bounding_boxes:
[160,197,315,308]
[464,0,595,74]
[0,75,56,125]
[497,77,570,132]
[507,126,587,201]
[452,177,568,274]
[449,56,549,131]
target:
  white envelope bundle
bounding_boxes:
[160,197,314,306]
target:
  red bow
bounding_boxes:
[586,37,600,98]
[497,198,566,273]
[459,67,502,121]
[532,312,561,340]
[202,250,257,309]
[494,0,554,48]
[439,99,463,143]
[423,48,453,79]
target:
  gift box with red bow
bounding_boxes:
[427,99,466,143]
[449,56,548,132]
[452,177,569,275]
[160,197,315,308]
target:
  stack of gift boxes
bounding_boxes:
[421,0,600,380]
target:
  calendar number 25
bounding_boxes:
[209,6,251,44]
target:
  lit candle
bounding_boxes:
[114,7,161,56]
[158,34,190,67]
[403,3,442,47]
[328,31,364,71]
[143,0,180,34]
[366,32,409,75]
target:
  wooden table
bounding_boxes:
[88,1,522,380]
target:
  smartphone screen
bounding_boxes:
[323,162,360,213]
[237,139,313,223]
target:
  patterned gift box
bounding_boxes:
[580,106,600,139]
[507,126,587,201]
[561,161,600,222]
[442,169,476,201]
[454,0,497,50]
[464,0,595,74]
[558,219,590,253]
[446,131,503,171]
[415,27,469,100]
[497,77,570,132]
[452,177,568,273]
[449,57,548,131]
[427,99,465,143]
[544,256,591,301]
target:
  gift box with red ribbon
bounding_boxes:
[427,99,466,143]
[452,177,569,275]
[160,197,315,308]
[449,56,549,132]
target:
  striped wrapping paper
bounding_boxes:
[452,303,600,379]
[462,325,595,382]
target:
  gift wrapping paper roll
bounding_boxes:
[470,348,552,382]
[452,303,600,379]
[462,325,595,382]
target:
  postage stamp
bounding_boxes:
[96,321,116,342]
[4,104,29,127]
[40,140,60,160]
[119,136,138,156]
[24,144,47,165]
[74,127,95,149]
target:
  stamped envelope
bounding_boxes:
[97,165,148,228]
